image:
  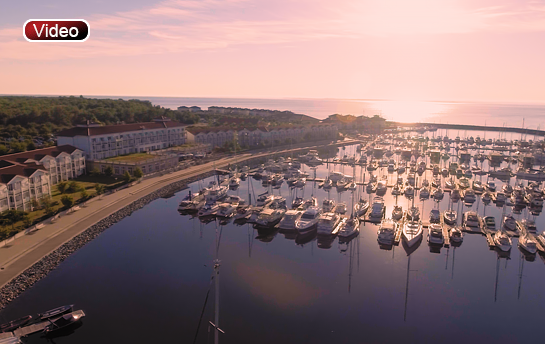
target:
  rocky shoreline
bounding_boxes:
[0,171,214,310]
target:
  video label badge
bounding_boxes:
[24,20,90,42]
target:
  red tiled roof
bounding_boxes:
[56,121,186,137]
[0,163,46,184]
[0,145,80,162]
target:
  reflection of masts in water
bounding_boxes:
[348,240,355,293]
[445,247,450,270]
[518,253,525,300]
[247,223,254,258]
[494,255,500,303]
[451,247,456,280]
[404,256,412,322]
[211,221,224,343]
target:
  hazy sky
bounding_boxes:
[1,0,544,102]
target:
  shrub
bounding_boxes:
[61,195,74,208]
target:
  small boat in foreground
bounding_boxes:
[0,315,32,333]
[43,312,85,335]
[39,304,74,320]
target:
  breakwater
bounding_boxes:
[0,171,214,310]
[393,122,545,137]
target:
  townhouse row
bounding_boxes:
[0,145,86,212]
[187,124,338,148]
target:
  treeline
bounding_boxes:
[0,96,200,156]
[0,96,200,127]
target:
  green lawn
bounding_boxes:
[105,152,152,162]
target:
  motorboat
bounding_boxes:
[520,219,537,234]
[402,221,423,247]
[487,181,497,192]
[463,211,480,229]
[502,184,513,195]
[229,176,241,188]
[494,230,512,252]
[450,227,464,243]
[495,192,506,204]
[205,185,228,203]
[483,216,496,232]
[322,199,336,213]
[419,187,430,200]
[377,219,397,245]
[247,207,264,223]
[38,305,74,320]
[323,178,333,190]
[427,223,444,245]
[234,204,253,220]
[518,233,538,254]
[256,193,274,207]
[178,191,206,212]
[298,197,318,211]
[472,180,484,192]
[503,215,517,231]
[366,182,377,193]
[1,315,33,333]
[368,197,385,221]
[294,178,307,188]
[292,197,304,209]
[354,199,370,218]
[216,203,237,218]
[392,205,403,221]
[433,187,444,201]
[317,212,342,235]
[391,183,402,195]
[463,189,476,204]
[441,168,449,177]
[338,217,360,238]
[256,208,286,227]
[444,178,455,190]
[198,203,219,217]
[482,192,492,203]
[429,209,441,223]
[278,209,302,230]
[43,312,85,335]
[443,210,457,225]
[406,206,420,222]
[404,185,415,197]
[376,180,387,195]
[535,232,545,247]
[334,202,347,214]
[458,178,470,189]
[451,188,461,202]
[295,207,322,233]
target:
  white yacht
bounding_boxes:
[376,180,387,195]
[462,189,476,204]
[443,210,457,225]
[427,223,444,245]
[404,185,415,197]
[278,209,302,230]
[429,209,441,223]
[377,219,397,246]
[178,191,206,212]
[391,183,402,195]
[518,233,538,254]
[406,206,420,222]
[494,230,512,252]
[216,203,237,218]
[392,205,403,221]
[483,216,496,232]
[503,215,517,231]
[463,211,480,230]
[295,207,322,233]
[234,204,253,220]
[450,227,464,243]
[256,193,274,207]
[322,199,336,213]
[368,197,385,222]
[451,188,461,202]
[205,185,228,203]
[338,217,360,238]
[317,212,343,235]
[256,208,286,227]
[198,202,219,217]
[354,199,370,218]
[228,176,241,188]
[433,187,444,200]
[419,187,430,200]
[402,221,423,247]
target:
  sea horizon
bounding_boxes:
[2,94,545,130]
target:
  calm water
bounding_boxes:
[1,144,545,343]
[102,96,545,129]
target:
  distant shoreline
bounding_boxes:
[392,122,545,137]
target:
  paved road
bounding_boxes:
[0,139,358,289]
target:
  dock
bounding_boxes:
[9,310,85,338]
[485,231,495,248]
[393,225,402,245]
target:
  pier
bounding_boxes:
[0,310,85,339]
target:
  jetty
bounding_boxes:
[0,310,85,340]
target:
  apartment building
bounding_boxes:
[0,145,85,212]
[57,117,187,160]
[186,124,337,148]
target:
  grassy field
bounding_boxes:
[105,153,152,162]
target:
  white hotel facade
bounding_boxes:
[57,118,187,160]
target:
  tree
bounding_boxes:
[80,188,88,200]
[22,215,32,228]
[61,195,74,208]
[104,166,114,177]
[67,181,79,193]
[90,167,100,176]
[133,167,143,179]
[0,144,8,155]
[0,210,26,230]
[123,171,132,182]
[27,142,36,151]
[94,184,105,195]
[57,181,68,194]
